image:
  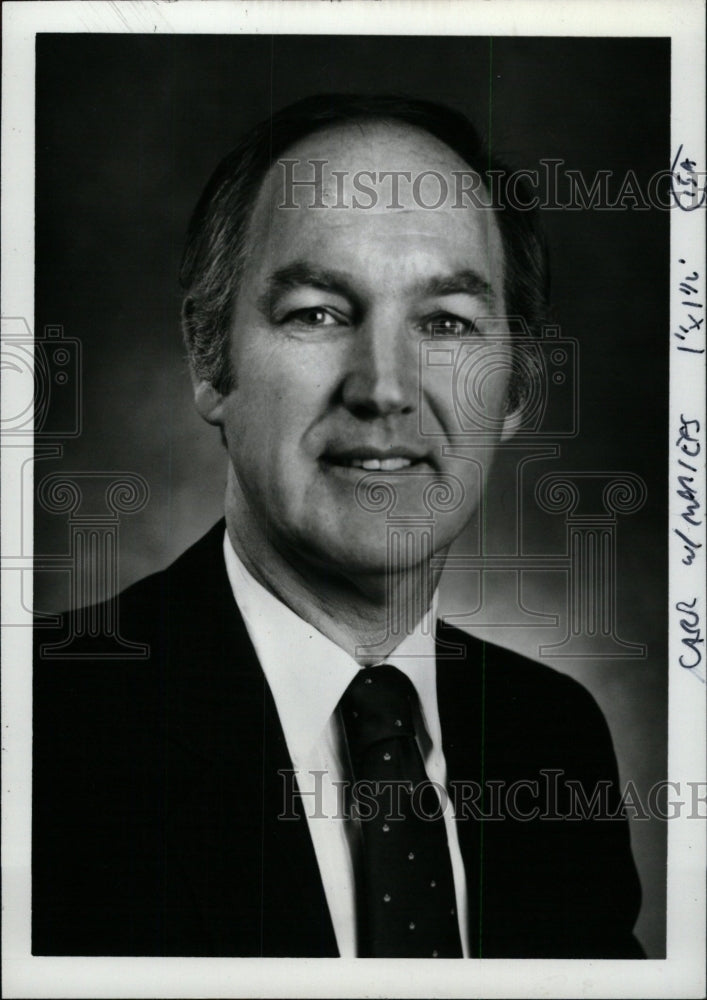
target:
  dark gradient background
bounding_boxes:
[34,35,669,957]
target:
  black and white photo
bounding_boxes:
[1,2,704,998]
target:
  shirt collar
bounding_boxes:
[223,531,440,766]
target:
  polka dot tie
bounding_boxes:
[339,665,462,958]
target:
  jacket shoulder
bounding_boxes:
[436,621,618,772]
[438,620,606,706]
[34,519,227,660]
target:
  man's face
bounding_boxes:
[210,122,516,579]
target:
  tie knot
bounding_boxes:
[339,665,417,759]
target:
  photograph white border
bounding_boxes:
[2,1,705,997]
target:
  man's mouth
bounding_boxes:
[346,456,413,471]
[321,448,430,472]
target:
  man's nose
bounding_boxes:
[341,314,417,419]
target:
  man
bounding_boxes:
[33,94,643,958]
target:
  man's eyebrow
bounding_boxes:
[417,270,496,307]
[259,263,357,305]
[257,263,496,311]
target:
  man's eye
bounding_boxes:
[424,314,475,337]
[286,307,341,327]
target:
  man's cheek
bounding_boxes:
[425,377,460,434]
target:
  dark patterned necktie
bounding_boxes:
[339,664,463,958]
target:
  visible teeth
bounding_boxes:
[348,457,413,470]
[381,457,412,470]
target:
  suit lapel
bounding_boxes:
[435,621,485,957]
[161,521,337,956]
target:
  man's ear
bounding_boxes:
[193,377,226,426]
[183,294,228,426]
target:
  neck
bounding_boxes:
[224,483,444,666]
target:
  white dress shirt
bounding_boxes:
[223,532,469,957]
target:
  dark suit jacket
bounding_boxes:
[33,520,644,957]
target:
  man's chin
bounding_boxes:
[294,521,442,581]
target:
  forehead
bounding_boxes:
[279,119,476,190]
[244,120,504,292]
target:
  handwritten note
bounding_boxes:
[670,144,706,211]
[675,599,703,673]
[674,415,704,682]
[671,144,705,685]
[673,260,704,355]
[675,415,702,564]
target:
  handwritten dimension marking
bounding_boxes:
[674,259,705,355]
